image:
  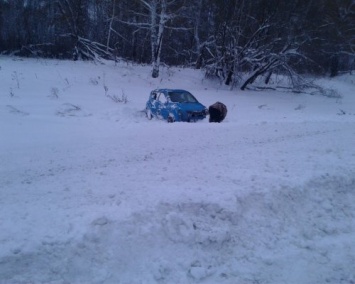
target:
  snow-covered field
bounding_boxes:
[1,56,355,284]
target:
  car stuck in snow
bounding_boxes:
[145,89,208,122]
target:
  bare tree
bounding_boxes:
[203,0,320,90]
[117,0,182,77]
[106,0,116,51]
[148,0,166,78]
[0,0,352,81]
[319,0,355,76]
[184,0,215,69]
[55,0,113,60]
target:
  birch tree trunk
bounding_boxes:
[106,0,116,52]
[149,0,167,78]
[194,0,203,69]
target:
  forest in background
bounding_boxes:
[0,0,354,89]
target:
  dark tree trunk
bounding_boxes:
[330,55,339,77]
[241,71,262,90]
[195,52,203,69]
[265,71,272,84]
[241,59,278,90]
[225,70,233,85]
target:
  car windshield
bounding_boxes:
[168,91,198,103]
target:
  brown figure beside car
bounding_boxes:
[209,102,227,123]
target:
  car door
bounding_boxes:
[156,92,169,119]
[148,91,158,116]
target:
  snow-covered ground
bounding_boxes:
[1,56,354,284]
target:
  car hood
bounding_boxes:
[173,102,206,112]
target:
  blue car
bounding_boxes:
[145,89,208,122]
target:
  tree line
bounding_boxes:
[0,0,354,89]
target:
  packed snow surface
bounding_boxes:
[1,57,355,284]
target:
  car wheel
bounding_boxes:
[146,108,153,120]
[167,115,174,123]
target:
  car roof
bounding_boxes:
[153,88,188,93]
